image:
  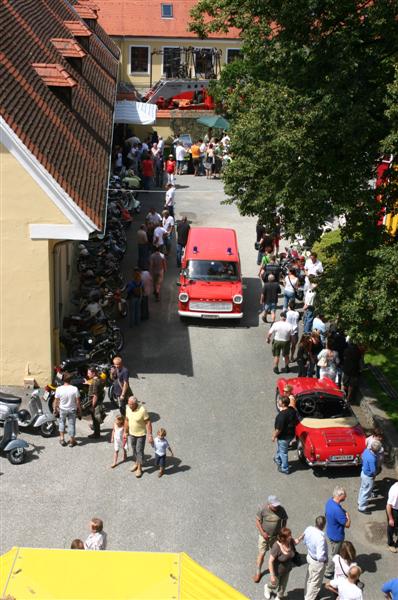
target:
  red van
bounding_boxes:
[177,227,243,319]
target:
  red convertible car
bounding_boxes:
[276,377,366,468]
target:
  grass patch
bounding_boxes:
[364,348,398,390]
[363,348,398,430]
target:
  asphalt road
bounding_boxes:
[1,175,397,599]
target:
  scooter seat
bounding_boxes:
[0,392,22,404]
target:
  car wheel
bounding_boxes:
[275,390,280,412]
[297,440,306,464]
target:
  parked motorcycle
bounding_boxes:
[0,391,57,437]
[0,400,29,464]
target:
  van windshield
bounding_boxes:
[186,260,239,281]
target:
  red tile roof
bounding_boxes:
[32,63,78,87]
[64,19,92,37]
[2,0,120,231]
[50,38,87,59]
[92,0,241,39]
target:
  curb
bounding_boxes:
[359,380,398,471]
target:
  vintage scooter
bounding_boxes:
[0,391,57,437]
[0,412,29,464]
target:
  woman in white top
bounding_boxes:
[329,541,357,587]
[283,268,298,310]
[317,338,340,381]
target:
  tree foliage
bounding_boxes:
[190,0,398,239]
[190,0,398,347]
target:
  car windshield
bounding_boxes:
[296,393,352,419]
[186,260,239,281]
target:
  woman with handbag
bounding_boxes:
[283,268,298,310]
[317,339,340,381]
[264,528,297,599]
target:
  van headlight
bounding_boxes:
[233,294,243,304]
[179,292,189,303]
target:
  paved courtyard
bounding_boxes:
[1,175,397,598]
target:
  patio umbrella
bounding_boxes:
[196,114,230,130]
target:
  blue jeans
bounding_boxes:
[176,243,184,267]
[283,290,295,309]
[303,307,314,333]
[358,473,374,510]
[129,296,141,326]
[59,409,77,438]
[275,438,291,473]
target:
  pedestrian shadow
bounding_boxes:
[147,411,160,423]
[356,552,382,573]
[286,589,306,599]
[143,456,190,476]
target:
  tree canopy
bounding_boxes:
[190,0,398,348]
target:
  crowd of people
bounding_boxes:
[257,220,398,597]
[53,356,175,479]
[254,483,398,599]
[257,222,363,405]
[112,128,231,189]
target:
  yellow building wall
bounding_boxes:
[0,144,69,385]
[114,37,242,90]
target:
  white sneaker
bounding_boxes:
[264,586,271,599]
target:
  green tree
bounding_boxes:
[190,0,398,347]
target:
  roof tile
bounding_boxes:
[2,0,119,231]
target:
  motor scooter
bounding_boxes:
[0,413,29,464]
[0,391,57,437]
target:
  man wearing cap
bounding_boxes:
[253,496,288,583]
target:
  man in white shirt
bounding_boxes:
[54,372,81,447]
[164,183,176,217]
[286,299,300,362]
[387,481,398,552]
[162,209,175,255]
[175,142,187,175]
[327,565,363,600]
[146,208,162,226]
[303,277,317,333]
[153,225,168,250]
[266,311,293,374]
[296,516,328,600]
[304,251,323,290]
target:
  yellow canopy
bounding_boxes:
[0,547,249,600]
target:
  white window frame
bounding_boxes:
[162,46,180,75]
[129,44,151,75]
[225,48,242,64]
[161,3,173,18]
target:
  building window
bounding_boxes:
[163,47,181,77]
[130,46,149,73]
[194,48,214,78]
[161,3,173,18]
[226,48,242,63]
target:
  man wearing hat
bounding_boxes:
[253,496,288,583]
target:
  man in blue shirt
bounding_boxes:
[357,440,382,514]
[324,486,350,579]
[382,578,398,599]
